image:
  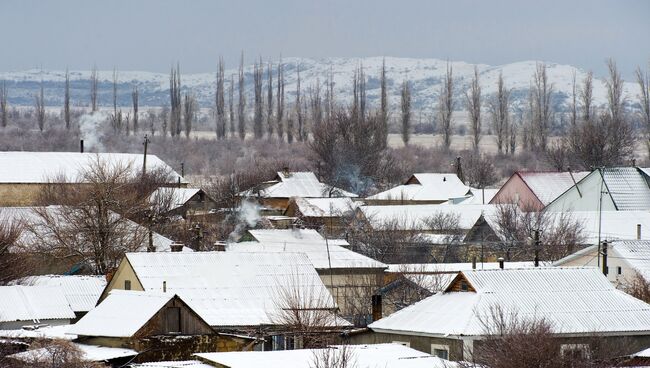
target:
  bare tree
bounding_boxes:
[466,66,482,151]
[183,92,197,138]
[253,58,264,139]
[90,64,98,113]
[64,68,71,129]
[132,85,139,134]
[580,71,594,123]
[0,81,7,128]
[287,110,294,144]
[35,80,45,132]
[531,63,553,151]
[570,71,578,128]
[112,68,118,118]
[621,272,650,303]
[277,57,285,140]
[296,63,304,142]
[229,74,235,137]
[169,63,182,138]
[325,65,334,123]
[266,61,274,138]
[160,106,169,138]
[310,345,356,368]
[238,52,246,140]
[605,59,625,125]
[438,62,454,150]
[0,210,28,285]
[377,57,388,149]
[400,79,411,146]
[11,339,105,368]
[490,72,510,154]
[508,113,517,154]
[215,57,226,139]
[636,64,650,156]
[309,80,322,132]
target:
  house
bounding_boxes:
[545,167,650,212]
[194,343,459,368]
[365,173,471,205]
[10,275,106,320]
[284,197,361,234]
[490,171,589,211]
[0,285,75,330]
[0,152,186,206]
[380,262,536,316]
[231,229,387,322]
[150,187,218,218]
[6,342,138,366]
[97,251,350,345]
[240,171,357,213]
[554,240,650,286]
[351,267,650,361]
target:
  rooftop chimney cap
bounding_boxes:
[498,257,505,270]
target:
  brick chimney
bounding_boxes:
[170,243,184,252]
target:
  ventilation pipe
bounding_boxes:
[498,257,505,270]
[637,224,642,240]
[80,139,84,153]
[163,281,167,293]
[472,256,477,270]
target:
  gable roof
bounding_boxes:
[122,252,344,327]
[0,152,184,184]
[10,275,106,313]
[367,173,471,202]
[602,167,650,210]
[246,228,330,243]
[246,172,357,199]
[0,285,75,323]
[149,187,206,211]
[517,171,589,206]
[195,343,457,368]
[359,204,496,231]
[369,267,650,337]
[287,197,361,217]
[68,290,179,337]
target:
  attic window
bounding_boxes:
[460,281,469,291]
[124,280,131,290]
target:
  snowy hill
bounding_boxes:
[0,57,641,113]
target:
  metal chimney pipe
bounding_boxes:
[472,256,477,270]
[80,139,84,153]
[498,257,505,270]
[163,281,167,293]
[637,224,642,240]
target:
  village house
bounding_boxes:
[240,170,358,214]
[98,251,351,349]
[283,197,361,235]
[544,167,650,212]
[350,267,650,361]
[193,343,459,368]
[0,151,186,207]
[10,274,106,321]
[150,187,219,218]
[554,240,650,287]
[0,285,75,330]
[490,170,589,211]
[364,173,472,206]
[231,228,387,324]
[69,290,250,362]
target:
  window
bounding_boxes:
[460,281,469,291]
[431,344,449,360]
[165,307,181,333]
[124,280,131,290]
[392,341,410,347]
[617,266,622,275]
[561,344,590,360]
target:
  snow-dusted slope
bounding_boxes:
[0,57,640,112]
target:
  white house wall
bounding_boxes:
[545,172,617,212]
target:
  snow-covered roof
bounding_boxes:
[387,261,537,274]
[517,171,589,206]
[10,275,106,313]
[288,197,360,217]
[229,242,386,270]
[367,173,470,202]
[246,228,329,243]
[131,361,214,368]
[603,167,650,210]
[68,290,175,337]
[121,252,345,327]
[447,188,499,205]
[195,343,458,368]
[149,187,203,211]
[360,204,495,231]
[0,152,184,184]
[0,286,75,323]
[2,206,190,253]
[0,324,76,340]
[370,267,650,337]
[7,343,137,363]
[245,172,357,199]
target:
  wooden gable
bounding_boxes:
[445,272,476,293]
[134,295,214,338]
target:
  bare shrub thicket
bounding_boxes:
[620,272,650,303]
[6,339,104,368]
[310,345,356,368]
[0,211,31,285]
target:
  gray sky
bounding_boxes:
[2,0,648,78]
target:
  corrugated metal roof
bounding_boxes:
[196,344,457,368]
[11,275,106,313]
[249,172,357,198]
[611,240,650,282]
[387,261,537,273]
[370,268,650,336]
[367,173,470,202]
[123,252,346,327]
[131,361,214,368]
[0,286,75,323]
[0,152,184,184]
[68,290,174,337]
[603,168,650,210]
[360,204,496,231]
[519,171,589,205]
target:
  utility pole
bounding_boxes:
[533,229,541,267]
[142,134,150,176]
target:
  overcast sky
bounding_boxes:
[1,0,648,78]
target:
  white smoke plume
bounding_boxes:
[78,112,107,152]
[226,200,261,244]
